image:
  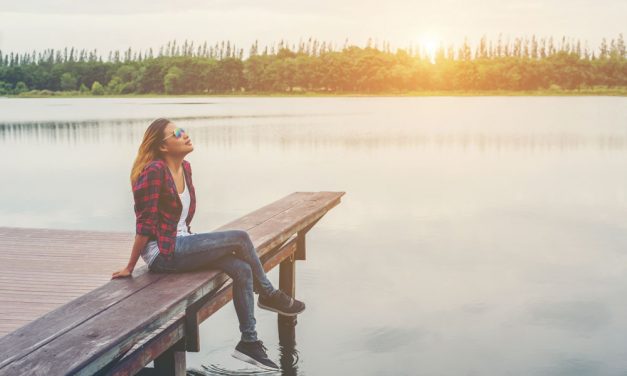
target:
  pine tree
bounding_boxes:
[531,35,538,59]
[617,34,626,59]
[249,40,258,57]
[446,44,455,61]
[461,37,472,61]
[599,38,608,59]
[548,37,555,55]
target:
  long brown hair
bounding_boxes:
[130,118,171,186]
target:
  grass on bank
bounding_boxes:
[6,85,627,98]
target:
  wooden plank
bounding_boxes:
[260,236,298,274]
[0,265,162,369]
[0,227,138,339]
[246,191,344,256]
[0,287,96,293]
[106,314,186,376]
[0,275,119,283]
[219,192,318,231]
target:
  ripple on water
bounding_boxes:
[361,326,426,354]
[187,363,281,375]
[187,344,300,376]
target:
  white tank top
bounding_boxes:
[141,172,191,266]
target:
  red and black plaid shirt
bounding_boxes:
[132,158,197,261]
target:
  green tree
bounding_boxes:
[60,72,77,91]
[164,66,182,94]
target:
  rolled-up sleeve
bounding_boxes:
[133,166,163,238]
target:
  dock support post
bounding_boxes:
[278,253,297,326]
[294,230,306,260]
[153,338,186,376]
[278,233,302,341]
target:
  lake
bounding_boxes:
[1,96,627,375]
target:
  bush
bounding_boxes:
[548,84,562,91]
[0,81,12,95]
[17,89,57,97]
[15,81,29,94]
[91,81,105,95]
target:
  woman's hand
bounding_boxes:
[111,266,133,279]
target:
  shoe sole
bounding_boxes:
[232,349,280,371]
[257,301,305,316]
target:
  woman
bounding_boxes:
[111,118,305,371]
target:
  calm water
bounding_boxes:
[1,96,627,375]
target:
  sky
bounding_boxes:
[0,0,625,57]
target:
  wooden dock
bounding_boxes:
[0,227,136,338]
[0,191,344,375]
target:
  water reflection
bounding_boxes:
[189,364,281,375]
[277,317,300,376]
[185,308,301,375]
[186,343,298,376]
[2,119,626,151]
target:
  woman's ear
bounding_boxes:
[158,142,168,153]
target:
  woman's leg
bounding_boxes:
[211,254,258,342]
[168,230,276,297]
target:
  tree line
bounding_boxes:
[0,35,625,95]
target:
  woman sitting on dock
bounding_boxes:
[111,117,305,371]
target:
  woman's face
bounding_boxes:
[160,122,193,156]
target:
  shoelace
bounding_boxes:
[256,340,268,353]
[277,291,294,307]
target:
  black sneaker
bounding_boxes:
[258,289,306,316]
[232,340,280,371]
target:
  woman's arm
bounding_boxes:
[112,234,149,279]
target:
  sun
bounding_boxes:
[419,34,440,63]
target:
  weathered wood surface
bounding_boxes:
[0,227,137,338]
[0,191,344,375]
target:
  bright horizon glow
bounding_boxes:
[418,34,441,63]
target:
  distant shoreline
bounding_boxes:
[5,87,627,98]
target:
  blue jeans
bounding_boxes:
[148,229,277,342]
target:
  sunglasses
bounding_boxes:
[162,127,186,141]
